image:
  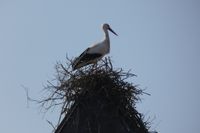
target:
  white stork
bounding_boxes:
[72,23,118,70]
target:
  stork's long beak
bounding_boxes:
[108,27,118,36]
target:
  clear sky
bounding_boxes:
[0,0,199,133]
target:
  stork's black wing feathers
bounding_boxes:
[72,48,102,70]
[78,53,102,63]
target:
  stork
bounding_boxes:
[72,23,118,70]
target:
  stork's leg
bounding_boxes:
[92,62,97,70]
[91,61,98,73]
[91,57,102,72]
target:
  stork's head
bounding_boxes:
[102,23,118,36]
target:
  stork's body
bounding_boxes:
[72,23,117,70]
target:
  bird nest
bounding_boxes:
[36,57,150,132]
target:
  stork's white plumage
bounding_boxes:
[72,23,118,70]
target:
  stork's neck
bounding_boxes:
[103,29,110,53]
[103,29,110,44]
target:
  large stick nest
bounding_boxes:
[38,57,151,132]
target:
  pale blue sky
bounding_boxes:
[0,0,200,133]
